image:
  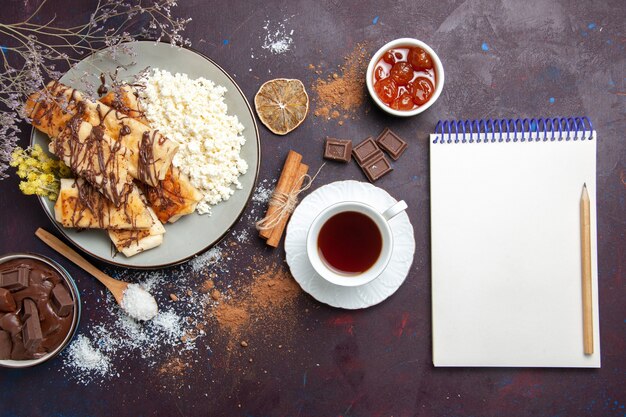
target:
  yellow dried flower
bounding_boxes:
[10,144,70,201]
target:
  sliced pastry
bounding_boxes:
[99,84,150,125]
[108,206,165,257]
[140,167,202,223]
[26,81,179,187]
[50,119,132,207]
[96,86,202,222]
[54,178,154,230]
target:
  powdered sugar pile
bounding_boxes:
[121,284,158,321]
[190,246,223,273]
[261,19,294,55]
[235,228,250,243]
[251,179,274,204]
[150,310,184,340]
[64,335,111,384]
[243,178,277,223]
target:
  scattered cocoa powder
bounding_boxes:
[156,355,193,390]
[158,356,191,377]
[311,42,370,121]
[314,107,330,118]
[248,263,301,310]
[209,262,301,337]
[200,279,215,293]
[214,303,250,335]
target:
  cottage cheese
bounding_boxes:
[139,69,248,215]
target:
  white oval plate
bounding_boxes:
[30,41,260,269]
[285,180,415,309]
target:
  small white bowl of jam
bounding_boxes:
[366,38,444,117]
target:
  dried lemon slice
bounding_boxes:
[254,78,309,135]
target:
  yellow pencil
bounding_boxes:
[581,183,593,355]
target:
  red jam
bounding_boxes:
[372,46,436,111]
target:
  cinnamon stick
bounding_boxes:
[266,162,309,248]
[259,150,302,240]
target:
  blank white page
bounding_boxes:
[430,132,600,367]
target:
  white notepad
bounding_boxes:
[430,118,600,367]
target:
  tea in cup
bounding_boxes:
[306,200,407,286]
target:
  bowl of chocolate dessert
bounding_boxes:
[0,253,80,368]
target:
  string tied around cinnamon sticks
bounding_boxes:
[257,150,324,247]
[256,163,325,232]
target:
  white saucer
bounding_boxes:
[285,180,415,309]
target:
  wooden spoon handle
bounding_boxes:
[35,228,118,288]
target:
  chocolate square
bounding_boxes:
[376,128,408,160]
[22,298,38,321]
[0,313,21,336]
[360,154,393,182]
[51,284,73,317]
[0,265,30,292]
[22,303,42,353]
[353,137,383,166]
[324,137,352,162]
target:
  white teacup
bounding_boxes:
[306,200,408,287]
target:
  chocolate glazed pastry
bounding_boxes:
[51,117,133,207]
[97,84,202,224]
[0,258,75,360]
[99,83,150,125]
[55,178,154,230]
[25,81,178,187]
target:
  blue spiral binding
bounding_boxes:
[432,117,594,144]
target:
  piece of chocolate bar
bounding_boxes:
[0,313,21,336]
[0,265,30,292]
[0,288,16,313]
[324,137,352,162]
[51,284,73,317]
[352,137,383,165]
[22,303,43,353]
[376,128,408,160]
[360,154,393,182]
[22,298,38,321]
[0,330,12,360]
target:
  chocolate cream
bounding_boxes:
[0,258,75,360]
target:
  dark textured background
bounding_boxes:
[1,0,625,416]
